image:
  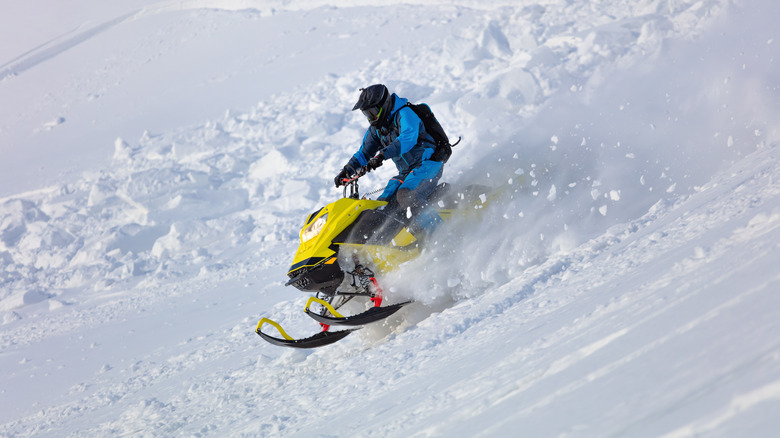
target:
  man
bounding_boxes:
[334,84,444,237]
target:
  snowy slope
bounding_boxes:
[2,0,780,436]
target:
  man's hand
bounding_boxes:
[367,152,384,171]
[334,167,349,187]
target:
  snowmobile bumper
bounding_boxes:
[286,256,344,294]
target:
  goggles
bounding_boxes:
[361,106,383,124]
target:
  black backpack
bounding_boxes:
[399,102,460,163]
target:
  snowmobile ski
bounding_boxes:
[305,297,412,326]
[256,317,357,349]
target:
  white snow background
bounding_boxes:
[2,0,780,436]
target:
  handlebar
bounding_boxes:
[339,165,369,199]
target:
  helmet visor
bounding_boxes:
[361,106,383,124]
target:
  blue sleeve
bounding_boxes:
[382,107,421,158]
[346,128,382,171]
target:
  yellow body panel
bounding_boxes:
[288,198,386,275]
[390,227,417,247]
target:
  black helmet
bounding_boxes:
[352,84,393,128]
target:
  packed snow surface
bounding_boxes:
[2,0,780,436]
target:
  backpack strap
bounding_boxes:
[391,101,460,163]
[391,102,435,145]
[389,102,412,126]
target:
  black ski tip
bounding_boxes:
[256,327,356,349]
[306,301,412,327]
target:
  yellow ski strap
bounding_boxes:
[305,296,345,318]
[256,317,294,341]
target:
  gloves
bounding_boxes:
[334,167,349,187]
[335,153,383,188]
[367,152,384,171]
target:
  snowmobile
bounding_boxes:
[256,168,487,348]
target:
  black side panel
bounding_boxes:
[332,208,408,246]
[329,182,454,247]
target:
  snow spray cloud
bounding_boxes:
[388,1,780,306]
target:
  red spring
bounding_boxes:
[369,277,383,307]
[320,323,330,332]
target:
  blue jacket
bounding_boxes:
[346,94,436,178]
